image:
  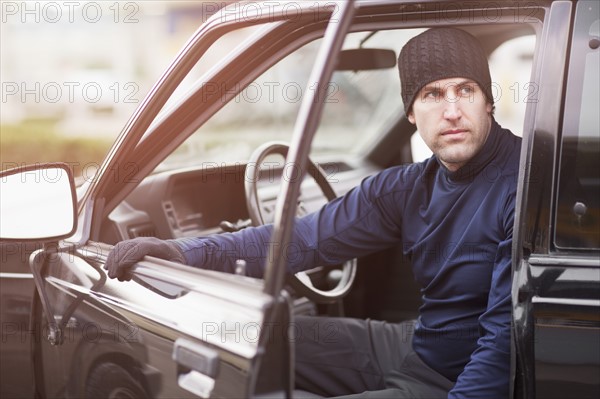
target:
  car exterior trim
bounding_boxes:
[528,256,600,267]
[531,296,600,307]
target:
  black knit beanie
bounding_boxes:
[398,28,493,115]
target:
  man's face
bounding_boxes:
[408,77,493,172]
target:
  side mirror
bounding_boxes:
[0,163,77,242]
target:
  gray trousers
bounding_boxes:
[294,316,454,398]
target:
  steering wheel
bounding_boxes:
[245,142,357,304]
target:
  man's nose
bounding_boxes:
[443,97,462,120]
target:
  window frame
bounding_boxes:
[554,0,600,252]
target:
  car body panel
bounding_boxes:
[512,1,600,398]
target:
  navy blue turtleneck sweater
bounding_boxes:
[176,120,521,398]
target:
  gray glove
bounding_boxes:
[104,237,186,281]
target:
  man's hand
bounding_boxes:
[104,237,186,281]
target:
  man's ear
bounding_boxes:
[407,111,416,125]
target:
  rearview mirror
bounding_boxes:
[0,163,77,242]
[336,48,397,71]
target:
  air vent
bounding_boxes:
[128,223,156,238]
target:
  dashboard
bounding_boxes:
[101,160,378,244]
[162,167,248,236]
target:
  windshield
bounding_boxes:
[154,28,425,171]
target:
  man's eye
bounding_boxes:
[460,86,475,95]
[424,91,440,99]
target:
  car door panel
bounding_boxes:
[30,245,283,398]
[529,260,600,398]
[514,1,600,397]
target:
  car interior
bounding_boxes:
[94,21,537,323]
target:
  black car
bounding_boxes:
[1,1,598,398]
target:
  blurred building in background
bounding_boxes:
[1,1,232,138]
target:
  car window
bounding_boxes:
[157,25,271,123]
[156,28,425,171]
[555,0,600,250]
[410,34,536,162]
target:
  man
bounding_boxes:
[106,28,521,398]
